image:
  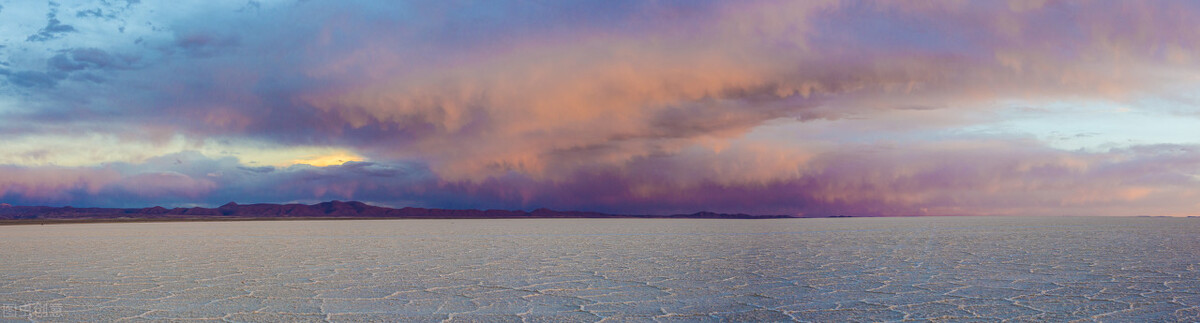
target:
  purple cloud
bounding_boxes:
[0,142,1195,216]
[1,1,1199,215]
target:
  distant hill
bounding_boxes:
[0,201,797,222]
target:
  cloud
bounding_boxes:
[48,48,134,72]
[5,70,63,88]
[419,141,1200,216]
[0,151,436,208]
[173,32,241,57]
[269,0,1197,184]
[1,143,1196,217]
[0,165,119,203]
[26,5,76,42]
[114,171,217,199]
[1,1,1199,215]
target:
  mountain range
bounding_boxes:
[0,201,797,222]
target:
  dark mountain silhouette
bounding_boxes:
[0,201,797,222]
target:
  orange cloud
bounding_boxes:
[284,1,1200,187]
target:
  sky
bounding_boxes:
[1,0,1199,216]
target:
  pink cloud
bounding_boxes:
[4,1,1200,216]
[0,166,120,202]
[270,0,1200,189]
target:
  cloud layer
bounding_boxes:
[1,0,1199,215]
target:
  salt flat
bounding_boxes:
[1,217,1199,322]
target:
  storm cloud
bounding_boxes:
[1,0,1199,216]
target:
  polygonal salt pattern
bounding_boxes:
[1,216,1199,322]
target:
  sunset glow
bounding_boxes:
[2,0,1199,216]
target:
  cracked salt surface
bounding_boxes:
[1,216,1199,322]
